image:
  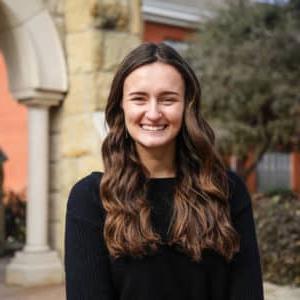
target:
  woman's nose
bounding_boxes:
[145,101,162,120]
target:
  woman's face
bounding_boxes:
[122,61,185,153]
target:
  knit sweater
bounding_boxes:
[65,171,264,300]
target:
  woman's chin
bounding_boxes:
[134,139,171,151]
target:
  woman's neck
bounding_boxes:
[135,143,176,178]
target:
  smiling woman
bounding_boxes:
[64,43,264,300]
[122,62,185,176]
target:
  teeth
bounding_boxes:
[141,125,166,131]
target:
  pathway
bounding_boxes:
[1,257,300,299]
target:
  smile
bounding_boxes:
[140,124,168,131]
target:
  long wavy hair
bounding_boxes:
[100,42,239,262]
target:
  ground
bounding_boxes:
[1,257,300,299]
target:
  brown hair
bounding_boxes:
[100,42,239,262]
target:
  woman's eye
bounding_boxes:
[131,98,146,103]
[160,98,175,105]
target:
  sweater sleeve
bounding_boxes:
[228,171,264,300]
[64,173,116,300]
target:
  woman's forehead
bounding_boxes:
[123,62,185,95]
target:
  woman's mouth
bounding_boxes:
[140,124,168,131]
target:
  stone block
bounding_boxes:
[50,106,64,134]
[102,0,117,4]
[102,0,129,5]
[103,32,141,71]
[50,132,61,163]
[57,217,65,257]
[49,192,61,222]
[77,154,102,179]
[63,73,108,115]
[50,161,60,192]
[61,113,99,157]
[60,158,79,190]
[65,0,97,32]
[95,71,114,110]
[50,157,78,193]
[117,0,129,6]
[63,74,90,115]
[93,3,129,31]
[49,221,61,252]
[129,0,142,35]
[66,30,103,73]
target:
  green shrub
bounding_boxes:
[264,188,296,198]
[4,190,26,254]
[253,192,300,286]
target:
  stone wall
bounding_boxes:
[48,0,142,255]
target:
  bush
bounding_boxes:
[4,190,26,252]
[253,192,300,286]
[264,188,296,198]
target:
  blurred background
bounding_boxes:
[0,0,299,299]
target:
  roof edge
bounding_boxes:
[142,2,212,29]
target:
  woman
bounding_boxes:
[65,42,264,300]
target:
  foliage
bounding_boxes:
[185,0,300,178]
[4,190,26,253]
[264,187,295,198]
[253,192,300,286]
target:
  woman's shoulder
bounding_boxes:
[226,170,252,217]
[66,171,105,226]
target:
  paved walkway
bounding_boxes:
[0,257,64,300]
[264,282,300,300]
[1,257,300,299]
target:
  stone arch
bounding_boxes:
[0,0,67,104]
[0,0,67,286]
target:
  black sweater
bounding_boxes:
[65,171,264,300]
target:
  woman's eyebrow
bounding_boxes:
[158,91,180,96]
[128,91,148,96]
[128,91,180,96]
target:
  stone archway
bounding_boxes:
[0,0,143,287]
[0,0,67,286]
[0,0,67,100]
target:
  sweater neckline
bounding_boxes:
[146,177,177,187]
[147,177,177,183]
[94,171,177,183]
